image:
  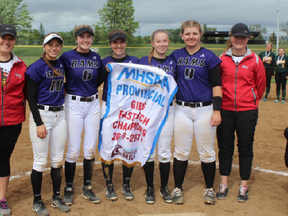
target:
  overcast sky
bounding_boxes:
[23,0,287,38]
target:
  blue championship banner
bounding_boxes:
[98,63,178,166]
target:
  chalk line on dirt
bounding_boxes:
[10,160,288,181]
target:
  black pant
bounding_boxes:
[0,123,22,177]
[217,110,258,180]
[265,67,274,92]
[275,72,287,93]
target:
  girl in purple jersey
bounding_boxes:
[26,33,70,215]
[59,25,102,206]
[138,29,176,204]
[169,20,222,205]
[100,29,139,201]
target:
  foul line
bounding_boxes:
[10,160,288,181]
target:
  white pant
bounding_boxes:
[65,94,100,163]
[173,104,216,163]
[147,105,174,163]
[101,101,107,119]
[29,109,67,172]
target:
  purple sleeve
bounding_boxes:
[206,50,222,70]
[26,61,43,83]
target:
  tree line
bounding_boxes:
[2,0,288,45]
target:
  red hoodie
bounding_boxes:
[0,52,27,126]
[219,48,266,112]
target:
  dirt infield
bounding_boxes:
[6,83,288,216]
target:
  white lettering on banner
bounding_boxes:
[99,63,178,166]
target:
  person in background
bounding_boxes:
[258,42,275,101]
[274,47,288,103]
[0,24,27,216]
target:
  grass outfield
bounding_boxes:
[16,44,287,66]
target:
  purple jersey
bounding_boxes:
[170,47,221,102]
[138,56,176,79]
[101,55,139,101]
[59,50,102,97]
[26,58,65,106]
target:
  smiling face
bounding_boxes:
[278,48,285,56]
[0,34,16,56]
[181,26,201,48]
[231,35,249,52]
[266,44,272,52]
[151,32,169,57]
[43,38,62,60]
[76,32,93,53]
[110,38,127,58]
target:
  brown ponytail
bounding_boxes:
[225,39,232,51]
[148,47,154,66]
[41,52,61,76]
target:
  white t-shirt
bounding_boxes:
[232,55,244,65]
[0,59,13,88]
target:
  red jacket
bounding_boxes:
[219,48,266,112]
[0,52,27,126]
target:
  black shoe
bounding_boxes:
[106,183,117,201]
[51,196,70,213]
[121,184,134,201]
[160,187,173,203]
[216,183,229,200]
[32,200,49,216]
[145,187,155,204]
[238,185,248,203]
[64,187,74,206]
[172,187,184,204]
[82,185,101,204]
[204,188,215,205]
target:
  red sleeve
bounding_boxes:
[255,55,266,99]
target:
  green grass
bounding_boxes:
[15,44,288,66]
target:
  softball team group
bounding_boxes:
[0,19,276,216]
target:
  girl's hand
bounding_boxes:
[37,124,48,139]
[106,62,113,72]
[209,111,221,127]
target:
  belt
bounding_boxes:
[176,100,212,108]
[38,105,64,112]
[71,94,98,102]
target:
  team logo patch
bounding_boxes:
[93,56,97,60]
[15,73,22,78]
[200,53,205,58]
[111,144,137,160]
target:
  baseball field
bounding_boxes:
[6,82,288,216]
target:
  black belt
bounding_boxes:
[176,100,212,108]
[38,105,64,112]
[71,94,98,102]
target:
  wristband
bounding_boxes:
[213,96,222,111]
